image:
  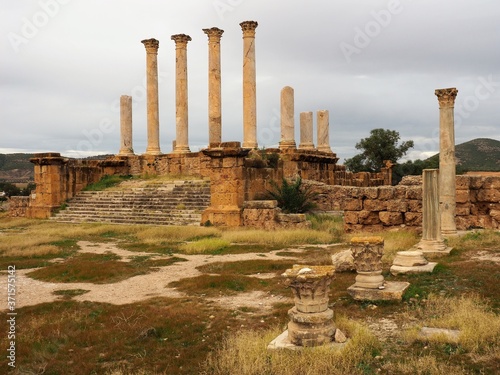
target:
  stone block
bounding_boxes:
[378,186,395,200]
[455,205,470,216]
[455,175,470,189]
[343,211,359,224]
[477,189,500,202]
[482,176,500,189]
[394,186,407,199]
[359,187,378,199]
[455,189,470,203]
[364,199,387,211]
[379,211,403,225]
[386,199,408,212]
[404,212,422,226]
[358,211,381,225]
[243,200,278,209]
[341,198,362,211]
[408,200,422,212]
[331,250,355,272]
[406,186,422,200]
[347,281,410,301]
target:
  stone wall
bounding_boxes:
[307,175,500,232]
[242,200,311,229]
[8,196,30,217]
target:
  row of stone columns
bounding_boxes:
[119,21,259,156]
[278,86,332,153]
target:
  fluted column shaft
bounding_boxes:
[279,86,296,150]
[317,110,332,153]
[118,95,134,156]
[240,21,258,149]
[141,38,161,155]
[203,28,224,147]
[299,111,314,150]
[172,34,191,153]
[435,87,458,235]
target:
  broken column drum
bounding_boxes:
[118,95,134,156]
[299,111,314,150]
[350,236,385,289]
[282,265,336,347]
[279,86,296,150]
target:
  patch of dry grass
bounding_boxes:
[380,355,467,375]
[133,225,220,245]
[178,238,230,254]
[221,228,336,247]
[202,316,380,375]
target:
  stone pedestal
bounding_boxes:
[141,38,161,155]
[201,142,250,227]
[413,169,452,254]
[240,21,258,149]
[299,111,315,150]
[390,250,437,275]
[348,237,409,301]
[435,88,458,235]
[172,34,192,153]
[317,110,332,153]
[118,95,134,156]
[282,265,336,347]
[203,27,224,148]
[279,86,296,150]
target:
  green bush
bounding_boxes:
[266,177,316,214]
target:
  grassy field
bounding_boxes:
[0,213,498,374]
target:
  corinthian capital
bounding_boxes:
[203,27,224,42]
[141,38,159,53]
[239,20,258,37]
[171,34,192,48]
[435,87,458,108]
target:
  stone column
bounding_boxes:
[282,265,336,347]
[435,88,458,235]
[203,27,224,148]
[279,86,296,150]
[299,111,314,150]
[172,34,192,153]
[141,38,161,155]
[412,169,450,253]
[118,95,134,156]
[317,110,332,153]
[240,21,258,149]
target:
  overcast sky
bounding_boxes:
[1,0,499,163]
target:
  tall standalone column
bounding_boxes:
[435,88,458,235]
[279,86,296,150]
[317,110,332,153]
[240,20,258,149]
[203,27,224,148]
[299,111,314,150]
[171,34,192,153]
[118,95,134,156]
[141,38,161,155]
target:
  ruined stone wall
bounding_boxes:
[242,200,311,229]
[308,175,500,232]
[8,197,30,217]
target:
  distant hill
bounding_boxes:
[0,153,34,183]
[426,138,500,172]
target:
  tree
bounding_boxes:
[344,128,414,173]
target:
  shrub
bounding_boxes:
[266,177,316,214]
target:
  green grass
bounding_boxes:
[83,174,132,191]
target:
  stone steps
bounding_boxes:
[51,179,210,226]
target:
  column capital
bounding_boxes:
[435,87,458,108]
[141,38,159,54]
[203,27,224,41]
[171,34,192,47]
[240,20,258,37]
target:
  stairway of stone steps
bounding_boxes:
[50,180,211,226]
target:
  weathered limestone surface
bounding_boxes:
[282,265,336,347]
[172,34,192,153]
[299,111,314,150]
[331,249,355,272]
[317,110,332,153]
[203,27,224,147]
[240,21,258,149]
[279,86,296,150]
[436,87,458,235]
[242,200,311,229]
[8,196,29,217]
[390,250,437,275]
[142,38,161,155]
[118,95,134,156]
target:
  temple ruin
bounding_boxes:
[9,21,499,232]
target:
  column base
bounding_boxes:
[412,240,452,255]
[317,146,333,153]
[118,149,134,156]
[174,145,191,153]
[144,147,162,156]
[298,143,315,150]
[279,140,297,150]
[347,281,410,301]
[242,141,258,149]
